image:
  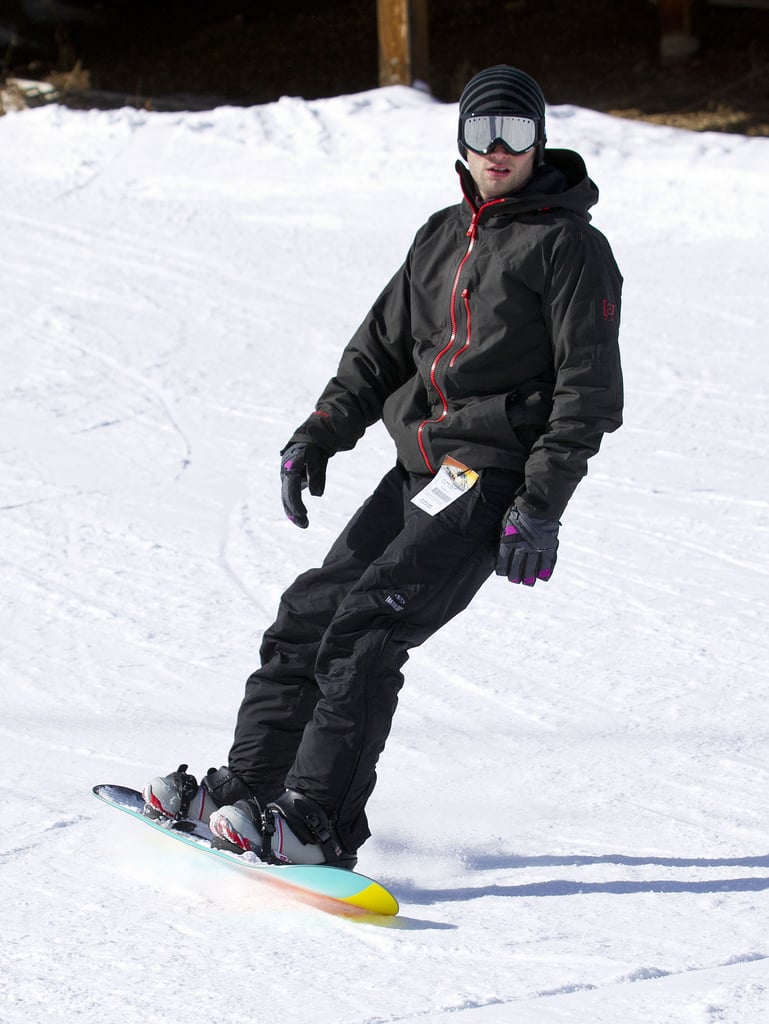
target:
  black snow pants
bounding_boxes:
[228,462,523,853]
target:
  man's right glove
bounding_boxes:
[280,442,329,529]
[495,505,560,586]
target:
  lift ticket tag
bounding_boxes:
[411,456,479,516]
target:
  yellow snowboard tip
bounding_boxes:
[342,881,399,916]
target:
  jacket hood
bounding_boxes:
[457,147,599,221]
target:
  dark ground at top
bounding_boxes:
[4,0,768,134]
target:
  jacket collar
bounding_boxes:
[456,148,598,220]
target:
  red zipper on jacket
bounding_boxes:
[416,198,505,473]
[449,289,472,368]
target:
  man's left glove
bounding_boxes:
[495,505,560,586]
[280,442,329,529]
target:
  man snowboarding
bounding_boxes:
[144,65,623,869]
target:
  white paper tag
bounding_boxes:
[411,457,479,516]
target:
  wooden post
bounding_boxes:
[658,0,699,63]
[377,0,429,88]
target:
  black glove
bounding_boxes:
[280,442,329,529]
[495,505,560,586]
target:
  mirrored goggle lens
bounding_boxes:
[462,115,537,154]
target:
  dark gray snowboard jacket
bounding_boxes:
[289,149,623,521]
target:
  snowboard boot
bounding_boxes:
[142,764,250,824]
[209,797,266,856]
[210,789,357,869]
[267,790,357,869]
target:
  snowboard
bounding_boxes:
[93,784,399,917]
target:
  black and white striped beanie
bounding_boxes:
[459,65,546,121]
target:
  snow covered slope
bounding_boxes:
[2,86,769,1023]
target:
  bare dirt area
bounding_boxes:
[3,0,768,135]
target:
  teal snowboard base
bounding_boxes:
[93,784,398,917]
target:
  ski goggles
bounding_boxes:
[460,114,540,155]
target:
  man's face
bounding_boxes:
[466,144,537,201]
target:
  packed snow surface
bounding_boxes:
[2,86,769,1023]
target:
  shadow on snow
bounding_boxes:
[396,852,769,905]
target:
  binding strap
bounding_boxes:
[172,764,199,820]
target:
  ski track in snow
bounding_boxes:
[2,91,769,1023]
